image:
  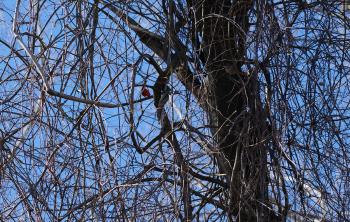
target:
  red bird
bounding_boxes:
[141,86,151,97]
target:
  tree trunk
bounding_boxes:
[193,1,276,220]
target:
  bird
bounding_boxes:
[141,85,151,97]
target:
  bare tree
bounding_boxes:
[1,0,350,221]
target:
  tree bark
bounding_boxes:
[192,1,276,220]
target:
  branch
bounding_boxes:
[101,1,202,100]
[101,1,167,59]
[13,0,131,108]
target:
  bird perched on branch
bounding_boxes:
[141,85,151,97]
